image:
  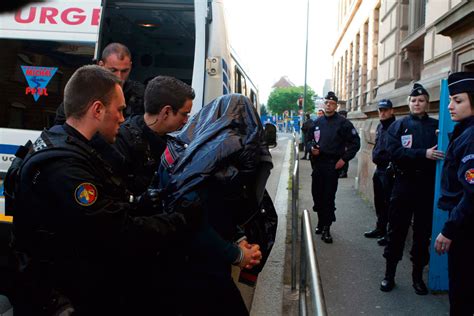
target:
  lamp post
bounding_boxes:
[302,0,309,131]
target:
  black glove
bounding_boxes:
[134,189,161,214]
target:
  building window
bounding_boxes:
[409,0,426,34]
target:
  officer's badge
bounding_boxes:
[75,183,98,206]
[418,89,422,94]
[465,169,474,184]
[314,130,320,142]
[401,134,413,148]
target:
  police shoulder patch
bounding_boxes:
[74,183,98,206]
[461,154,474,164]
[465,169,474,184]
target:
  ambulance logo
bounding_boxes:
[75,183,98,206]
[21,66,58,102]
[465,169,474,184]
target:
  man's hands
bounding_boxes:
[434,233,452,255]
[311,147,320,157]
[335,158,346,170]
[426,145,445,160]
[238,240,262,270]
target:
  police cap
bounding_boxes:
[409,83,429,97]
[378,99,393,109]
[447,72,474,96]
[325,91,338,103]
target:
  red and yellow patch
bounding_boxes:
[74,183,98,206]
[465,169,474,185]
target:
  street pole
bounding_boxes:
[302,0,309,130]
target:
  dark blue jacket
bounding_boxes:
[386,113,438,173]
[309,113,360,162]
[372,116,396,169]
[438,116,474,241]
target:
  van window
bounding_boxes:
[99,2,196,85]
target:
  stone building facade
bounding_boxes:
[331,0,474,201]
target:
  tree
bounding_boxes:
[260,104,268,116]
[267,86,316,115]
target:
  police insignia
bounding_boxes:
[314,130,320,142]
[401,134,413,148]
[465,169,474,184]
[461,154,474,164]
[75,183,98,206]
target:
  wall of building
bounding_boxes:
[331,0,474,203]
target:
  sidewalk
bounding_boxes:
[295,154,450,315]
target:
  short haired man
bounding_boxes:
[309,91,361,243]
[54,42,145,125]
[9,65,197,315]
[113,75,195,196]
[364,99,396,246]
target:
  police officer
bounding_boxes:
[381,83,445,294]
[113,76,194,198]
[54,43,145,125]
[309,91,361,243]
[364,99,396,246]
[9,65,199,315]
[301,113,314,160]
[434,72,474,315]
[337,109,350,178]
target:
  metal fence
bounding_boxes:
[290,133,327,316]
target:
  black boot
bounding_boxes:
[321,226,333,243]
[380,261,397,292]
[364,228,384,238]
[315,226,323,235]
[377,236,388,246]
[412,265,428,295]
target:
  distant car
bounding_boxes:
[264,123,277,147]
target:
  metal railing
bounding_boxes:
[299,210,327,316]
[290,133,327,315]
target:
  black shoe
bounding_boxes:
[315,227,323,235]
[301,156,308,160]
[377,236,388,246]
[364,228,384,239]
[412,279,428,295]
[321,226,333,243]
[380,277,395,292]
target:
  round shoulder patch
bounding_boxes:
[75,183,98,206]
[465,169,474,184]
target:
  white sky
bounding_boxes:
[225,0,338,104]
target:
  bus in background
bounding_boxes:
[0,0,260,218]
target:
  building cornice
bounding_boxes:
[434,0,474,37]
[331,0,363,56]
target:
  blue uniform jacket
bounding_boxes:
[309,113,360,162]
[386,113,438,173]
[438,116,474,241]
[372,116,396,169]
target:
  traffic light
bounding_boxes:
[298,97,303,110]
